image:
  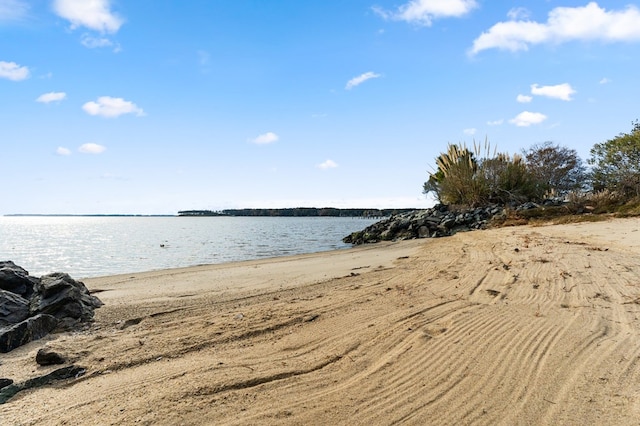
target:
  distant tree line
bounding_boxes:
[423,120,640,209]
[178,208,415,217]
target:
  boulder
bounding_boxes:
[30,273,103,330]
[36,348,66,366]
[0,314,58,353]
[0,290,30,327]
[0,261,36,298]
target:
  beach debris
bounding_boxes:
[0,378,14,389]
[0,262,103,353]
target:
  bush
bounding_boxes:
[424,141,539,207]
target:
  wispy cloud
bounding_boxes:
[0,0,29,22]
[36,92,67,103]
[507,7,531,21]
[317,159,338,170]
[80,33,121,51]
[82,96,144,118]
[509,111,547,127]
[599,77,611,84]
[249,132,279,145]
[346,72,381,90]
[471,2,640,55]
[517,94,532,103]
[53,0,123,33]
[531,83,576,101]
[373,0,478,26]
[78,143,106,154]
[463,128,477,135]
[487,119,504,126]
[0,61,29,81]
[56,147,71,156]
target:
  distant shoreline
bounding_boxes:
[3,208,418,218]
[177,208,416,217]
[2,214,176,217]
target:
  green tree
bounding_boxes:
[589,121,640,197]
[524,142,586,197]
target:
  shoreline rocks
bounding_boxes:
[343,204,506,245]
[0,261,102,353]
[343,201,569,245]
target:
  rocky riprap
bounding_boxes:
[343,201,572,245]
[0,261,103,353]
[343,204,507,245]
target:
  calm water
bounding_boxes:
[0,216,378,278]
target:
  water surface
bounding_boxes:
[0,216,377,278]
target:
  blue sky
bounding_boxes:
[2,0,640,214]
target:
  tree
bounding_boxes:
[524,142,586,197]
[589,121,640,197]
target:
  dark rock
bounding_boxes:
[36,348,66,366]
[0,314,58,353]
[0,365,85,404]
[343,203,508,245]
[0,261,37,298]
[441,217,456,229]
[30,273,103,330]
[0,290,30,327]
[0,378,13,389]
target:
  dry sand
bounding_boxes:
[2,218,640,425]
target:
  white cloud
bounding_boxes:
[78,143,106,154]
[463,128,477,135]
[517,94,532,103]
[80,33,120,51]
[487,119,504,126]
[82,96,144,118]
[346,71,381,90]
[36,92,67,103]
[56,147,71,156]
[507,7,531,21]
[373,0,478,26]
[0,0,29,22]
[471,2,640,55]
[531,83,576,101]
[509,111,547,127]
[53,0,123,33]
[0,61,29,81]
[249,132,279,145]
[599,77,611,84]
[317,159,338,170]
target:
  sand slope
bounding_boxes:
[2,218,640,425]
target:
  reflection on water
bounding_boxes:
[0,216,378,278]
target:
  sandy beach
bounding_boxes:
[2,217,640,425]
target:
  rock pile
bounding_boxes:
[343,204,506,245]
[0,261,102,353]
